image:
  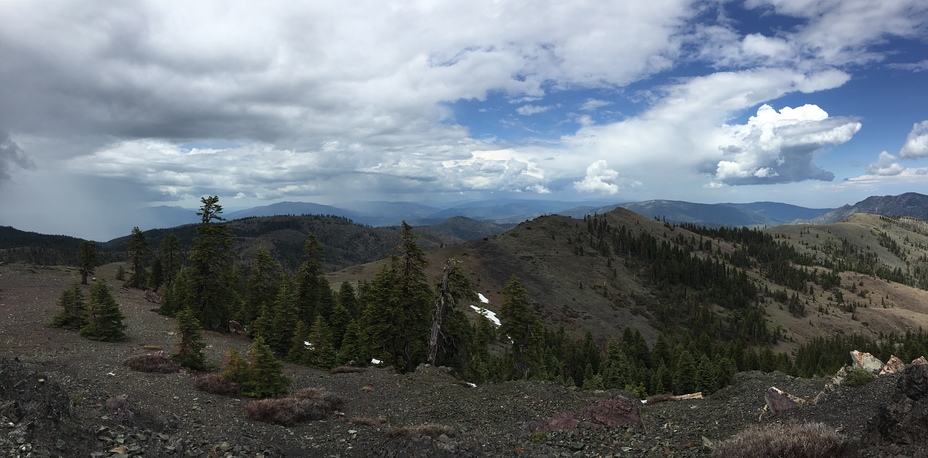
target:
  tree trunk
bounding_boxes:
[427,259,455,365]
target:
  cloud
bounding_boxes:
[579,99,612,111]
[711,104,861,185]
[516,104,551,116]
[573,160,621,194]
[899,120,928,158]
[0,131,34,184]
[867,152,906,176]
[888,60,928,72]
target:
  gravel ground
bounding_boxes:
[0,262,922,457]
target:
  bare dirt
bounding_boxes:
[0,262,922,457]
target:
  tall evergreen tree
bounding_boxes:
[80,279,126,341]
[159,234,183,288]
[305,316,337,369]
[336,281,359,317]
[188,196,238,330]
[268,278,300,358]
[242,247,283,325]
[498,275,544,379]
[125,226,152,289]
[77,240,99,285]
[360,222,434,373]
[295,234,334,325]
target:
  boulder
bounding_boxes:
[881,355,906,376]
[873,363,928,445]
[850,350,884,374]
[911,356,928,366]
[586,395,642,428]
[765,386,805,415]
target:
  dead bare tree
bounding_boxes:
[427,259,457,366]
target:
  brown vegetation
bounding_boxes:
[711,422,845,458]
[243,388,343,426]
[122,353,179,373]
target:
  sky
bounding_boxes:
[1,0,928,240]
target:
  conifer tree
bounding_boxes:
[498,275,544,379]
[337,320,364,365]
[336,281,359,317]
[125,226,152,289]
[159,234,183,288]
[286,320,312,365]
[149,257,164,291]
[158,268,191,317]
[221,349,252,387]
[50,282,86,330]
[173,307,208,371]
[296,234,334,325]
[305,316,337,369]
[242,246,283,325]
[80,279,126,341]
[188,196,237,330]
[268,278,300,358]
[672,348,698,394]
[360,222,433,373]
[77,240,99,285]
[245,336,290,398]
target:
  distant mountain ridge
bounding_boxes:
[804,192,928,224]
[616,200,834,227]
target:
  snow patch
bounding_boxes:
[371,358,382,365]
[477,293,490,304]
[470,305,500,327]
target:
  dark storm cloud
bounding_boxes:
[0,130,34,184]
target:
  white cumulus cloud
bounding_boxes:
[574,160,621,194]
[900,120,928,158]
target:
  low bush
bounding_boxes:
[844,366,873,387]
[711,422,844,458]
[244,388,343,426]
[194,374,241,396]
[123,353,179,373]
[350,416,386,427]
[386,424,456,440]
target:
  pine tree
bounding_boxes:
[77,240,99,285]
[173,307,208,370]
[245,336,290,398]
[188,196,237,330]
[159,234,183,288]
[337,320,364,365]
[305,316,337,369]
[359,222,433,373]
[158,268,191,317]
[221,350,251,387]
[286,320,312,364]
[268,279,300,358]
[696,354,718,394]
[80,279,126,341]
[498,275,543,379]
[242,247,283,325]
[672,348,697,394]
[296,234,334,325]
[50,282,86,330]
[336,281,359,317]
[125,226,152,289]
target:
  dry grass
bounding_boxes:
[194,374,241,396]
[712,422,845,458]
[244,388,344,426]
[350,416,387,427]
[386,424,456,440]
[122,353,179,373]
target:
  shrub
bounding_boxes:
[194,374,241,396]
[350,417,386,427]
[244,388,343,426]
[844,366,873,387]
[79,279,126,341]
[711,422,844,458]
[123,353,179,373]
[386,424,456,440]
